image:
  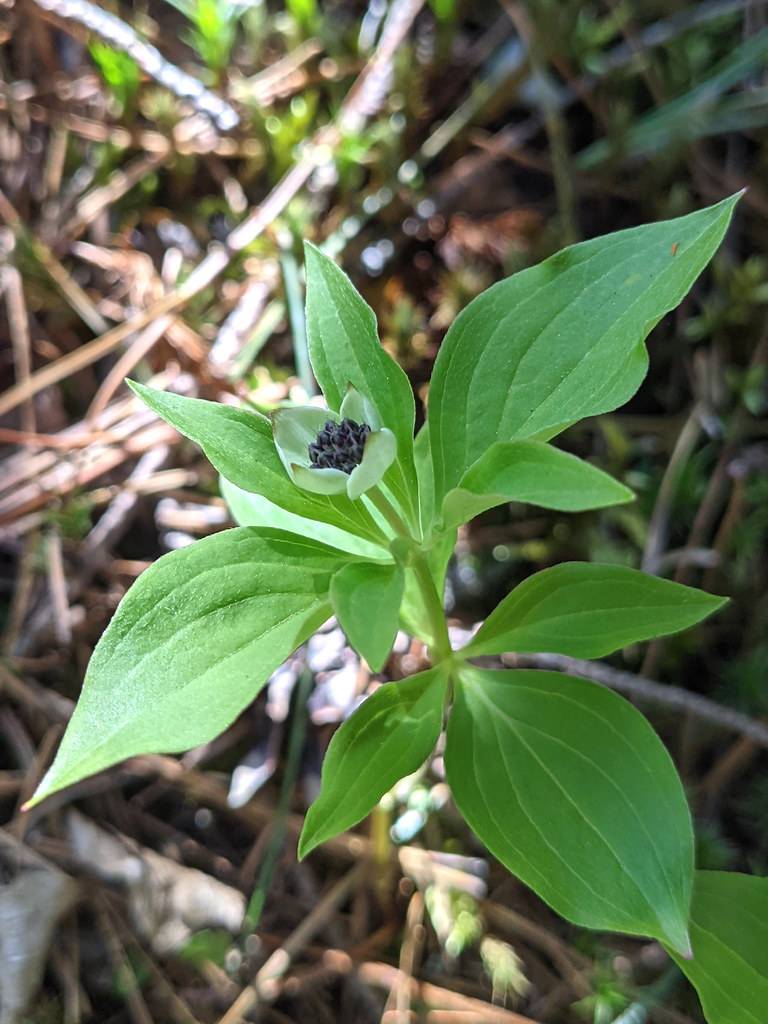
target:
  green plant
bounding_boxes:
[165,0,243,74]
[28,195,768,1022]
[89,42,141,113]
[285,0,318,36]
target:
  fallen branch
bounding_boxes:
[32,0,239,130]
[502,652,768,748]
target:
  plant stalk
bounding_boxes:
[412,552,452,664]
[367,485,452,664]
[367,484,414,538]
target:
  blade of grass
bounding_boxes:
[230,299,286,381]
[578,25,768,168]
[280,246,315,397]
[242,667,314,933]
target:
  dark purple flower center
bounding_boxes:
[308,418,371,474]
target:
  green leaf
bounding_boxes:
[441,440,634,530]
[669,871,768,1024]
[466,562,726,658]
[446,666,694,952]
[303,243,418,520]
[330,561,404,671]
[128,382,380,542]
[28,528,354,807]
[304,242,414,452]
[428,195,741,505]
[220,476,387,559]
[299,665,448,858]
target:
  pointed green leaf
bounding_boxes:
[128,382,380,542]
[29,529,354,807]
[304,242,415,455]
[669,871,768,1024]
[303,243,418,521]
[299,665,448,858]
[446,666,694,953]
[428,195,741,505]
[441,440,634,530]
[466,562,726,658]
[330,560,404,670]
[220,476,387,559]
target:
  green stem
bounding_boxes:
[412,552,452,664]
[366,485,452,664]
[367,485,412,538]
[387,464,421,538]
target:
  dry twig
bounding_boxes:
[216,863,367,1024]
[502,652,768,748]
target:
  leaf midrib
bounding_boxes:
[101,587,326,692]
[478,598,713,648]
[59,600,328,789]
[471,678,688,939]
[100,558,334,669]
[483,677,691,886]
[307,683,440,846]
[686,922,765,1024]
[432,208,725,498]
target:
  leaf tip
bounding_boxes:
[302,239,325,268]
[706,592,730,616]
[616,482,636,505]
[126,378,156,407]
[717,189,746,221]
[365,653,388,674]
[25,757,72,809]
[22,780,51,812]
[297,826,319,861]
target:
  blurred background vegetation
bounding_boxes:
[0,1,766,1021]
